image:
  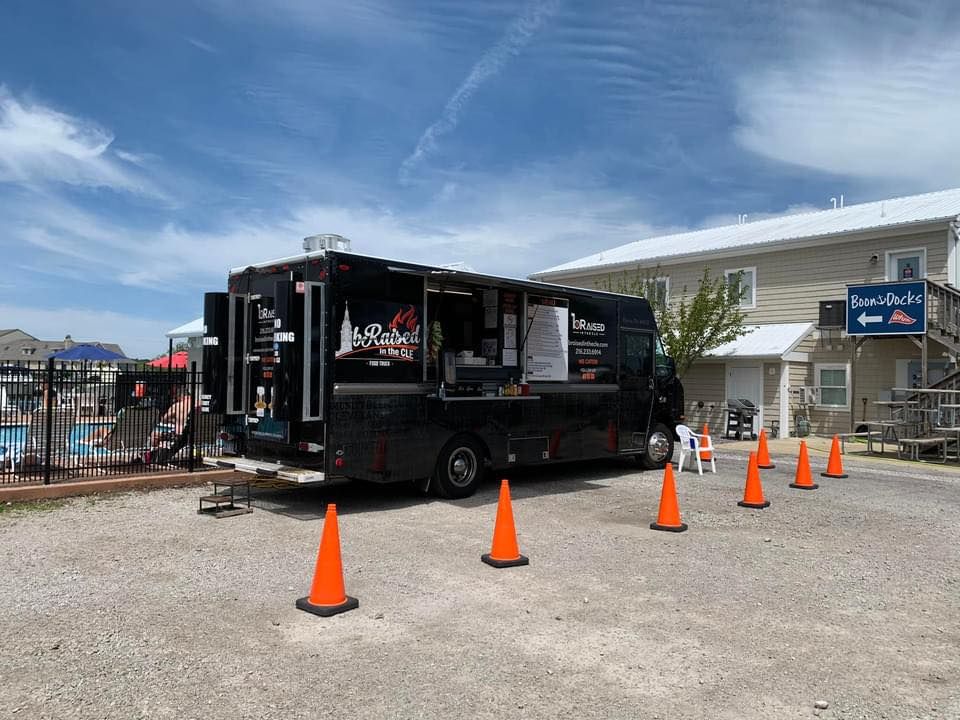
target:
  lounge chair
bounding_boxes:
[20,407,76,471]
[150,409,223,466]
[98,406,161,453]
[76,406,162,466]
[0,425,24,472]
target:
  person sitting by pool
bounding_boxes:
[147,387,202,462]
[150,387,196,446]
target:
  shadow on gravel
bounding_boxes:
[246,458,649,521]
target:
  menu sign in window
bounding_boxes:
[248,295,287,440]
[568,296,616,383]
[501,291,519,367]
[250,296,276,414]
[526,296,568,381]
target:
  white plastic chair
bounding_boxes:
[675,424,716,474]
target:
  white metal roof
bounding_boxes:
[166,317,203,338]
[533,187,960,278]
[707,322,813,360]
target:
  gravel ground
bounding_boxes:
[2,448,959,720]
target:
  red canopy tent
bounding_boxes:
[148,351,189,369]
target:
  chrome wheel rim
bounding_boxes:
[447,447,478,488]
[647,431,671,463]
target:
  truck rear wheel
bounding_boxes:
[640,422,674,470]
[434,436,486,499]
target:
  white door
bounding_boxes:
[727,365,763,431]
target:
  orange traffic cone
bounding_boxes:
[650,463,688,533]
[756,428,775,469]
[738,451,770,509]
[699,424,712,462]
[482,479,529,568]
[790,440,819,490]
[296,504,359,617]
[821,435,848,478]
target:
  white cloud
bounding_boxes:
[733,12,960,188]
[5,164,667,288]
[0,86,159,195]
[185,36,217,54]
[0,304,176,359]
[114,149,148,165]
[399,0,560,183]
[3,162,674,355]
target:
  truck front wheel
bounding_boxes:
[640,422,674,470]
[434,436,486,499]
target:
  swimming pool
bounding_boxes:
[0,421,114,458]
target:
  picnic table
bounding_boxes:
[872,400,919,421]
[865,420,921,454]
[940,404,960,428]
[897,436,948,462]
[936,426,960,461]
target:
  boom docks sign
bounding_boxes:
[846,280,927,336]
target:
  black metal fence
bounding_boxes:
[0,359,229,485]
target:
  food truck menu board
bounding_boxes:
[526,296,569,381]
[501,291,519,367]
[249,295,286,440]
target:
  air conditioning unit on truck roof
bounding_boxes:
[303,234,351,252]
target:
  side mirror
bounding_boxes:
[657,356,676,379]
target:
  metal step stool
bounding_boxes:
[198,476,253,518]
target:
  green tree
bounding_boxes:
[601,267,750,377]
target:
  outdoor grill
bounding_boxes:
[726,398,758,440]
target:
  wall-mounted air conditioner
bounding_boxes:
[818,300,846,328]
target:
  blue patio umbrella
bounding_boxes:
[48,344,128,362]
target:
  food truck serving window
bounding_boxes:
[426,286,521,375]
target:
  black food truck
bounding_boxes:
[202,235,684,498]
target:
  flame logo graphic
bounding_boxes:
[389,306,419,332]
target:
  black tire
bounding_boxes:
[433,435,486,499]
[640,422,674,470]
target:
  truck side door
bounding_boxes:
[618,330,655,452]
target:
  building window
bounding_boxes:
[651,276,669,305]
[816,363,849,408]
[886,248,926,281]
[724,267,756,309]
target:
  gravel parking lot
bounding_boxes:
[2,448,959,720]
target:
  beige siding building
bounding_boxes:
[531,188,960,437]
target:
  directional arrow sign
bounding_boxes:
[846,281,926,336]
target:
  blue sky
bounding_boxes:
[2,0,959,357]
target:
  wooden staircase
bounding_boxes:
[927,280,960,356]
[891,282,960,452]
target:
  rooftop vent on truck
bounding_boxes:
[303,234,351,253]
